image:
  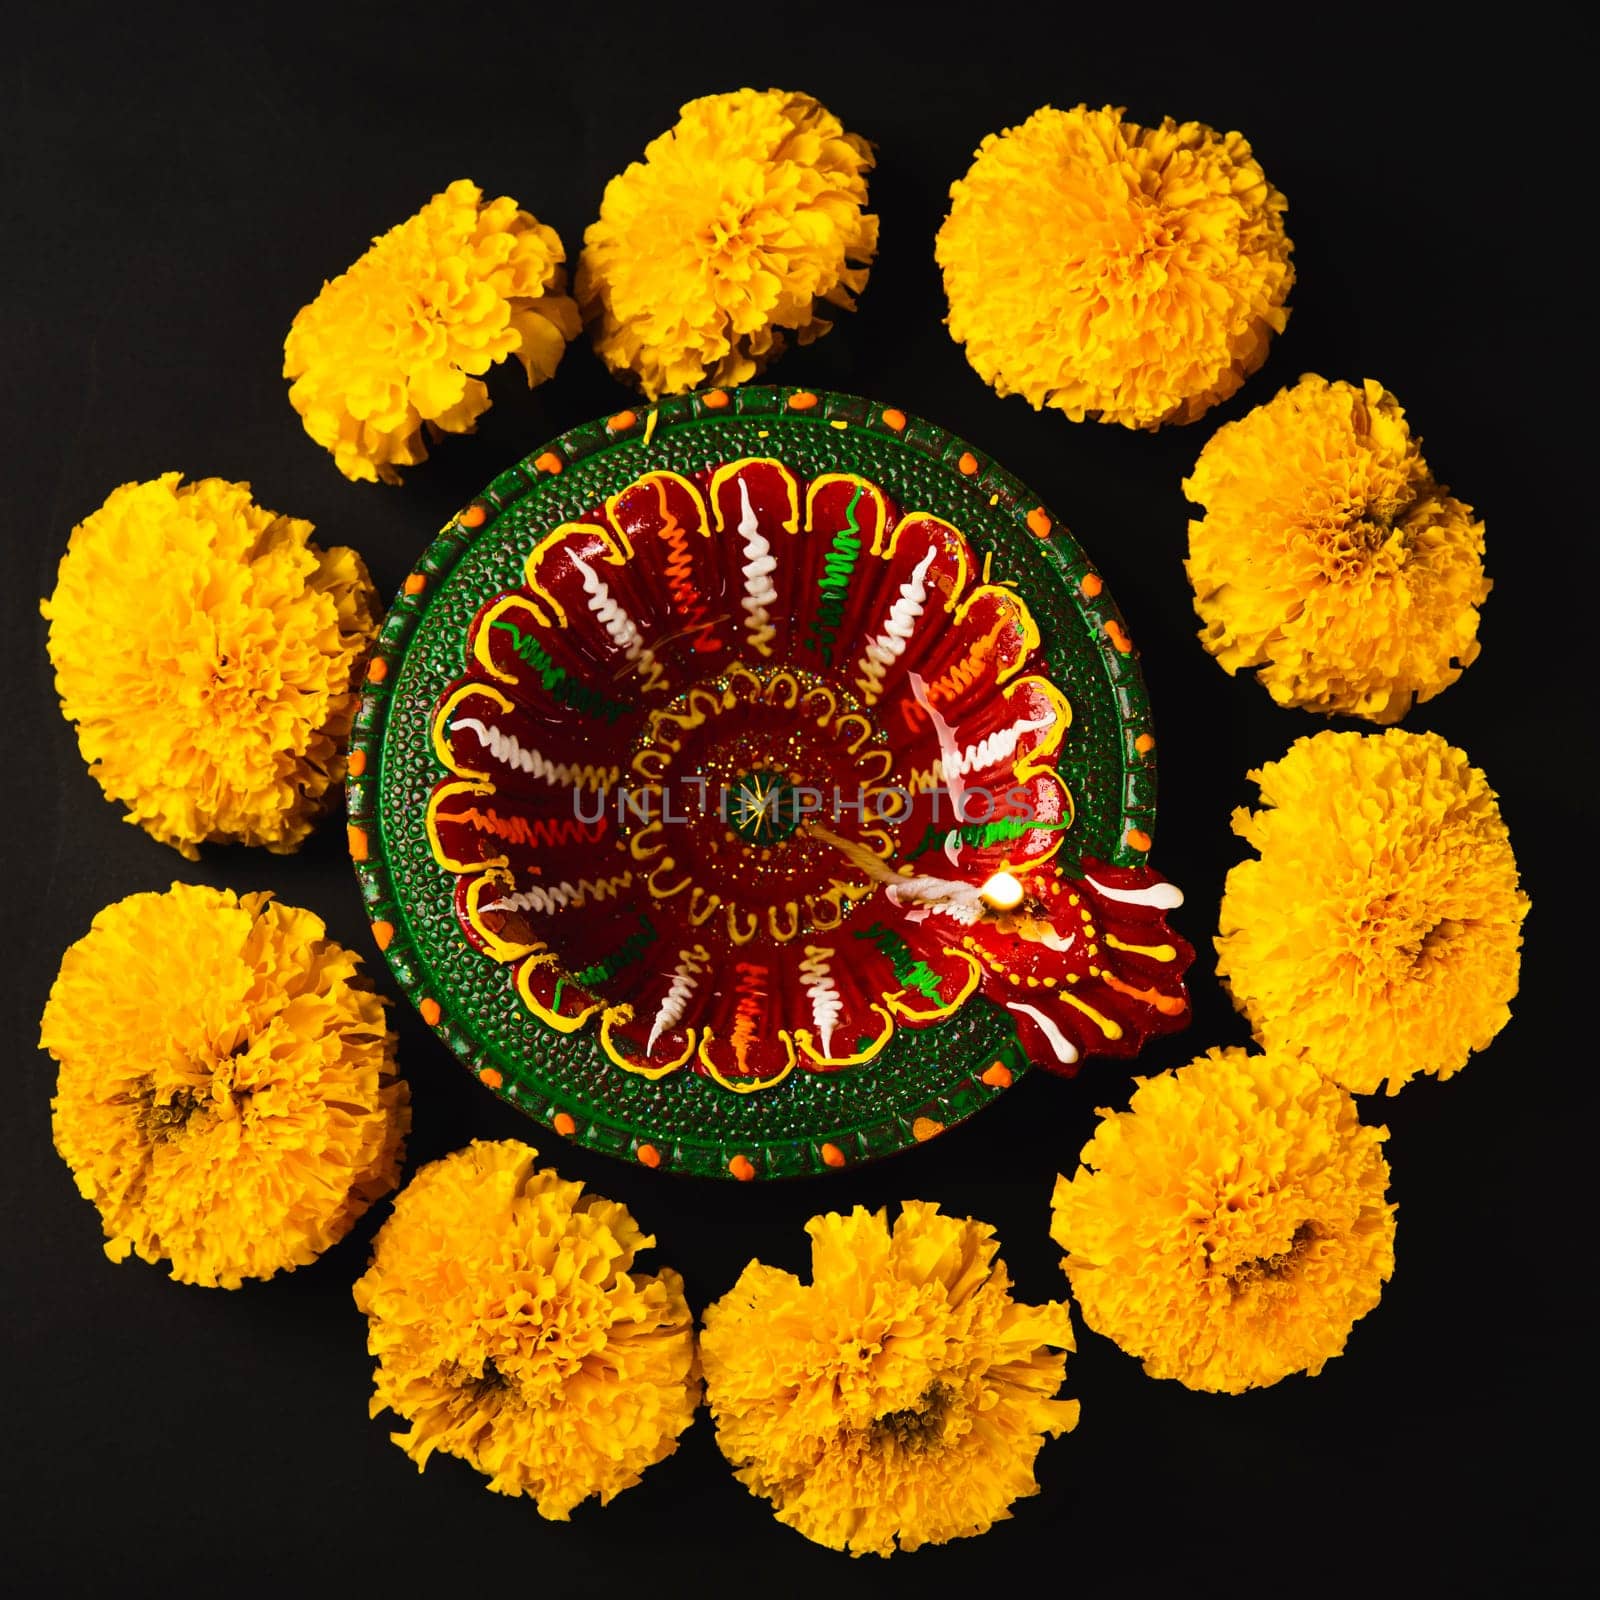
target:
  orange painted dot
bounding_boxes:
[912,1116,944,1143]
[347,826,368,861]
[346,748,367,777]
[787,392,818,410]
[367,656,388,683]
[981,1062,1014,1089]
[702,389,730,409]
[370,919,394,951]
[1126,828,1152,852]
[402,572,427,596]
[1026,507,1052,538]
[636,1143,662,1168]
[957,451,979,475]
[881,408,907,432]
[534,451,563,475]
[479,1067,504,1091]
[820,1142,846,1168]
[1135,732,1156,754]
[1080,572,1104,598]
[728,1153,756,1181]
[419,997,442,1026]
[553,1111,577,1136]
[1104,620,1134,653]
[458,503,486,529]
[609,410,637,431]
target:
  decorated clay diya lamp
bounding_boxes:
[350,389,1192,1177]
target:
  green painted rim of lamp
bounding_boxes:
[347,386,1159,1180]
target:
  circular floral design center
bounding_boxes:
[426,459,1192,1090]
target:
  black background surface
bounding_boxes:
[3,5,1589,1593]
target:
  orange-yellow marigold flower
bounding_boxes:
[353,1140,699,1518]
[1186,375,1489,721]
[701,1202,1077,1557]
[39,884,409,1289]
[937,104,1293,429]
[1052,1047,1395,1394]
[285,179,579,483]
[1217,729,1528,1095]
[577,88,878,399]
[42,473,378,858]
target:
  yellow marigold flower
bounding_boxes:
[937,104,1293,429]
[1217,729,1528,1095]
[284,179,579,483]
[577,88,878,398]
[39,884,409,1289]
[1186,375,1489,721]
[701,1202,1077,1557]
[1053,1047,1395,1394]
[42,474,377,859]
[353,1140,698,1518]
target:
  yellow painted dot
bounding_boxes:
[829,419,849,430]
[366,656,388,683]
[989,493,1000,507]
[957,451,979,475]
[1126,828,1152,852]
[534,451,563,474]
[912,1116,944,1142]
[458,503,486,529]
[702,389,730,409]
[1135,733,1156,754]
[1008,972,1021,985]
[637,1143,662,1168]
[788,392,818,410]
[820,1142,846,1168]
[609,410,637,431]
[980,1062,1013,1089]
[1026,507,1052,538]
[729,1153,756,1181]
[1043,976,1057,987]
[419,998,442,1026]
[553,1111,577,1136]
[479,1067,503,1090]
[403,572,427,596]
[1026,975,1039,987]
[882,407,907,432]
[370,919,393,950]
[347,748,367,777]
[347,826,368,861]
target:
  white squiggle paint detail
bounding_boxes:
[1007,1001,1080,1065]
[1027,925,1077,954]
[798,944,842,1057]
[569,553,665,691]
[737,478,778,656]
[909,671,966,867]
[1085,872,1184,910]
[648,947,707,1052]
[949,712,1055,781]
[482,873,632,916]
[450,718,619,789]
[855,547,937,704]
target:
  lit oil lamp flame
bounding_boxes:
[978,871,1025,912]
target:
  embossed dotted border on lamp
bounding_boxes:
[348,386,1159,1178]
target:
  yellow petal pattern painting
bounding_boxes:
[40,884,408,1289]
[937,104,1292,429]
[578,88,877,398]
[41,473,378,858]
[1185,375,1489,721]
[284,179,579,483]
[353,1140,699,1519]
[701,1202,1078,1556]
[1217,729,1528,1095]
[1051,1047,1395,1393]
